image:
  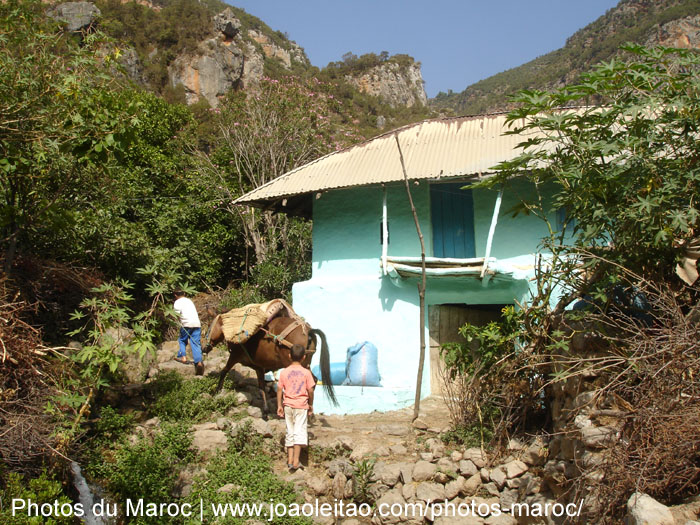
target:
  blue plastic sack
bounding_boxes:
[311,362,347,385]
[342,341,381,387]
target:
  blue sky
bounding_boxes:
[228,0,621,98]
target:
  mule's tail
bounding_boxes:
[310,328,338,407]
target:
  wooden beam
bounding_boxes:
[481,188,503,279]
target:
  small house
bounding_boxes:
[236,114,563,414]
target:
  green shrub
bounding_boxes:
[219,282,268,311]
[308,443,349,463]
[440,422,494,449]
[147,371,239,423]
[83,406,135,479]
[187,422,309,524]
[107,423,193,516]
[93,406,135,444]
[227,420,264,453]
[0,471,73,525]
[351,458,375,505]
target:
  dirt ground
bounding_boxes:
[309,394,452,449]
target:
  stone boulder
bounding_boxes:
[412,460,437,482]
[213,8,240,38]
[327,458,354,478]
[373,462,402,487]
[306,476,329,497]
[626,493,675,525]
[415,481,445,502]
[169,40,245,107]
[191,427,228,456]
[47,2,100,32]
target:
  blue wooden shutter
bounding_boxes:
[431,183,476,258]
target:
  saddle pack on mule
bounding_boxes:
[218,298,307,347]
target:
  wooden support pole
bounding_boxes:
[481,188,503,278]
[394,134,427,422]
[382,185,389,275]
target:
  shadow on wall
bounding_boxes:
[378,273,417,312]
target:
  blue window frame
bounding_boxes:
[430,183,476,258]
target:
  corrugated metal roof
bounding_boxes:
[235,112,530,214]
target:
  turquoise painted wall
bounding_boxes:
[473,178,563,259]
[294,180,559,414]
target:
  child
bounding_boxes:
[276,344,315,470]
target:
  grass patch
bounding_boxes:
[187,422,310,524]
[308,443,349,463]
[147,371,239,424]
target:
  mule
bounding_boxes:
[204,313,338,409]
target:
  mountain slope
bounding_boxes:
[431,0,700,115]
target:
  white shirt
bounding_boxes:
[174,297,201,328]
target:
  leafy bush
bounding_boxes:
[440,421,495,450]
[0,471,73,525]
[351,458,376,505]
[187,421,309,524]
[219,282,268,311]
[105,423,193,514]
[454,44,700,521]
[147,372,239,423]
[308,443,349,463]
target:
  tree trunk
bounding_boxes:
[394,134,427,422]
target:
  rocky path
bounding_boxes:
[139,341,700,525]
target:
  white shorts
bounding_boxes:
[284,406,308,447]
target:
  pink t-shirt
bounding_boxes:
[278,365,315,409]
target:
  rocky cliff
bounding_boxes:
[646,13,700,48]
[344,61,427,108]
[167,8,308,107]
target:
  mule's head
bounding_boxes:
[203,314,224,354]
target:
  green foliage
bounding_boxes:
[326,51,416,74]
[104,422,194,521]
[440,419,496,449]
[489,45,700,283]
[1,1,245,287]
[92,406,135,445]
[441,305,523,377]
[227,419,264,453]
[219,282,268,311]
[147,372,239,423]
[0,0,139,269]
[308,443,350,463]
[187,421,309,525]
[0,471,73,525]
[53,271,175,450]
[199,76,360,296]
[317,53,433,137]
[35,89,245,286]
[96,0,225,91]
[351,458,376,505]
